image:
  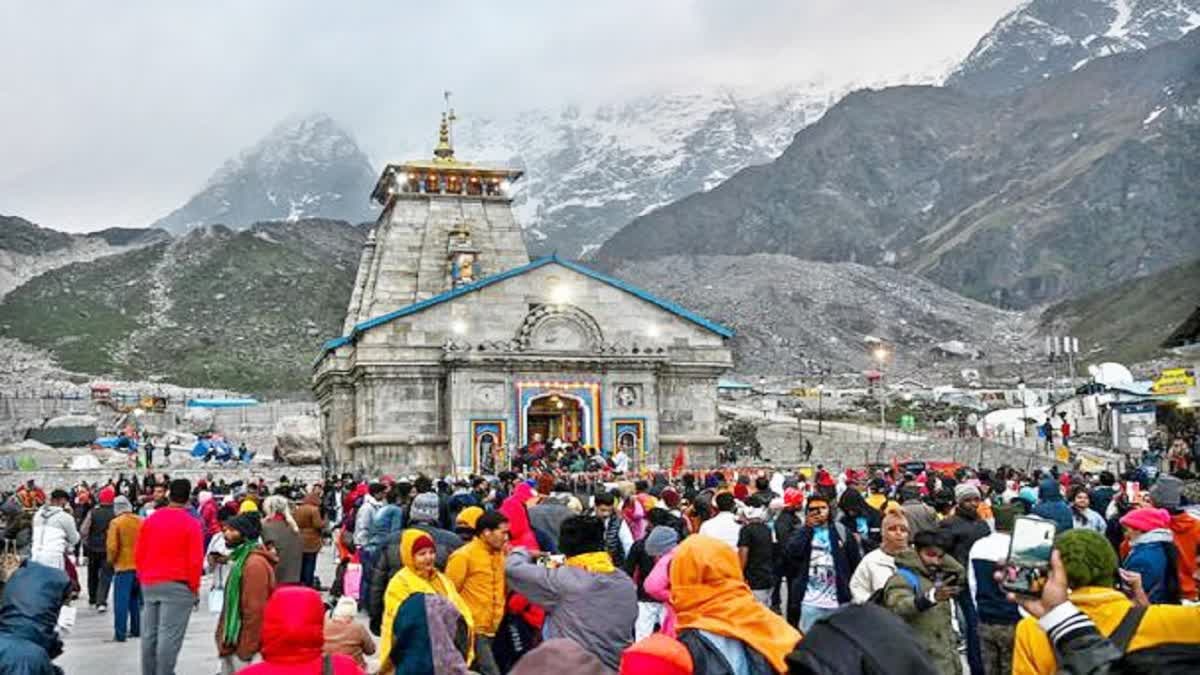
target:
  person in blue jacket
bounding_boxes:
[1031,478,1074,533]
[0,561,72,675]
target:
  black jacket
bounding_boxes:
[938,505,990,568]
[782,522,861,626]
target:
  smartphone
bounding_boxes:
[1002,516,1057,596]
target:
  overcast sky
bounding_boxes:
[0,1,1020,232]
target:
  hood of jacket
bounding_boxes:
[1038,479,1063,502]
[36,504,65,521]
[892,547,965,578]
[1131,528,1175,547]
[0,562,70,648]
[1169,510,1199,536]
[259,586,326,664]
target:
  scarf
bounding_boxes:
[221,540,258,646]
[565,551,616,574]
[670,534,802,674]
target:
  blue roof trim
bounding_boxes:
[316,254,733,358]
[550,256,734,338]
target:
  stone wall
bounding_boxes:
[0,464,323,492]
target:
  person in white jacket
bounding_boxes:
[31,489,80,570]
[849,511,910,603]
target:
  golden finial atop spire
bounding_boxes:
[434,90,457,162]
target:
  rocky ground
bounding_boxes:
[613,254,1041,378]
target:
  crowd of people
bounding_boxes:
[1,456,1199,674]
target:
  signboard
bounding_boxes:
[1077,453,1107,473]
[1152,367,1195,395]
[1056,446,1071,464]
[790,388,822,398]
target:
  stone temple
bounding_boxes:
[313,110,734,475]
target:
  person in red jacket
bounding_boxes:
[239,586,364,675]
[199,490,221,552]
[135,478,204,675]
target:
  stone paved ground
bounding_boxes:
[58,546,376,675]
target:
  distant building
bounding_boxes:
[313,110,733,475]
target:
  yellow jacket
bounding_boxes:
[105,512,142,572]
[1012,586,1200,675]
[379,530,475,674]
[445,537,506,636]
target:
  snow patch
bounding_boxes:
[1143,106,1166,125]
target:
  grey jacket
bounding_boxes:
[527,500,574,545]
[261,519,302,584]
[505,549,637,671]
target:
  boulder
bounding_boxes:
[272,415,323,465]
[183,407,216,434]
[44,414,99,429]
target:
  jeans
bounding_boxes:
[141,582,194,675]
[112,570,142,640]
[799,604,837,633]
[474,635,501,675]
[300,551,318,588]
[751,589,773,607]
[88,551,112,606]
[978,622,1016,675]
[357,548,375,606]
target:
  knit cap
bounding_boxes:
[620,633,693,675]
[644,526,680,558]
[227,512,262,541]
[409,492,440,524]
[1119,507,1170,532]
[954,483,981,503]
[1149,475,1183,510]
[98,486,115,505]
[1055,529,1117,588]
[113,495,133,515]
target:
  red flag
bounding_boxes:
[671,443,687,476]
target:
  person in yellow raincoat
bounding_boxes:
[378,529,475,673]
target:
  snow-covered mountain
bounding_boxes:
[150,114,378,233]
[451,76,938,258]
[948,0,1200,96]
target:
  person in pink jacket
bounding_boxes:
[643,530,681,637]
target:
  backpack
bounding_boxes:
[1108,605,1200,673]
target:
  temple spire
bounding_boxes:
[434,91,457,162]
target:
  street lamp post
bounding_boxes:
[817,381,824,436]
[874,347,888,442]
[1018,377,1027,447]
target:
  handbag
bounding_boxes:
[208,566,225,615]
[343,556,363,599]
[0,540,20,582]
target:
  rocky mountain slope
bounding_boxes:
[0,219,365,394]
[610,254,1038,377]
[150,115,378,233]
[0,215,168,299]
[948,0,1200,96]
[597,30,1200,308]
[1042,255,1200,364]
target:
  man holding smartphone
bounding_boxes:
[882,530,965,674]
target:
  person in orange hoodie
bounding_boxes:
[671,534,802,674]
[1149,475,1200,601]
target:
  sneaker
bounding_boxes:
[97,604,107,613]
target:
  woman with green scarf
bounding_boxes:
[214,512,278,675]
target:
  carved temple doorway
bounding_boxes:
[525,393,583,445]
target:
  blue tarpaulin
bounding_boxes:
[186,398,259,408]
[93,436,138,451]
[191,438,234,460]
